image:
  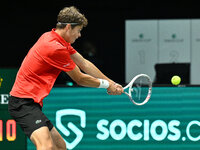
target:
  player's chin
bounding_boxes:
[71,38,78,44]
[70,40,75,44]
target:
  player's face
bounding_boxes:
[65,25,82,44]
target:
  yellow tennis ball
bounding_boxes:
[171,75,181,85]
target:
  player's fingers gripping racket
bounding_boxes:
[124,74,152,105]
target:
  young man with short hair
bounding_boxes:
[8,6,123,150]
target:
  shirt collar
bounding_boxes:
[51,28,70,47]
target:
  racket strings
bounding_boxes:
[123,74,152,105]
[131,77,149,103]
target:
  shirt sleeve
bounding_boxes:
[68,44,77,55]
[42,47,76,72]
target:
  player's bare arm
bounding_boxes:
[70,52,113,81]
[66,65,122,95]
[66,63,122,95]
[70,52,123,94]
[66,65,100,87]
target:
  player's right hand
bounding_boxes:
[107,82,123,95]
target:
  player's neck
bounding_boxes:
[54,29,70,43]
[55,29,64,38]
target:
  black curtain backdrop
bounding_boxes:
[1,1,200,83]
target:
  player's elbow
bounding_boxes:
[78,58,91,71]
[75,78,83,86]
[74,74,86,86]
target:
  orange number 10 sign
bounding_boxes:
[0,119,16,141]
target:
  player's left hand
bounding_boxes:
[107,83,124,95]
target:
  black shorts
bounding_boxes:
[8,96,53,138]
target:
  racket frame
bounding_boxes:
[123,74,152,105]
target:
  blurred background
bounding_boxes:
[1,1,200,150]
[1,0,200,85]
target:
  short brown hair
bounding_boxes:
[56,6,88,29]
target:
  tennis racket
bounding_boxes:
[124,74,152,105]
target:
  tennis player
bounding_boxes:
[8,6,123,150]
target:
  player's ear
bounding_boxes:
[65,24,71,31]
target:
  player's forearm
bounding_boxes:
[67,65,122,94]
[76,73,100,88]
[77,73,124,95]
[80,59,115,84]
[66,65,110,88]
